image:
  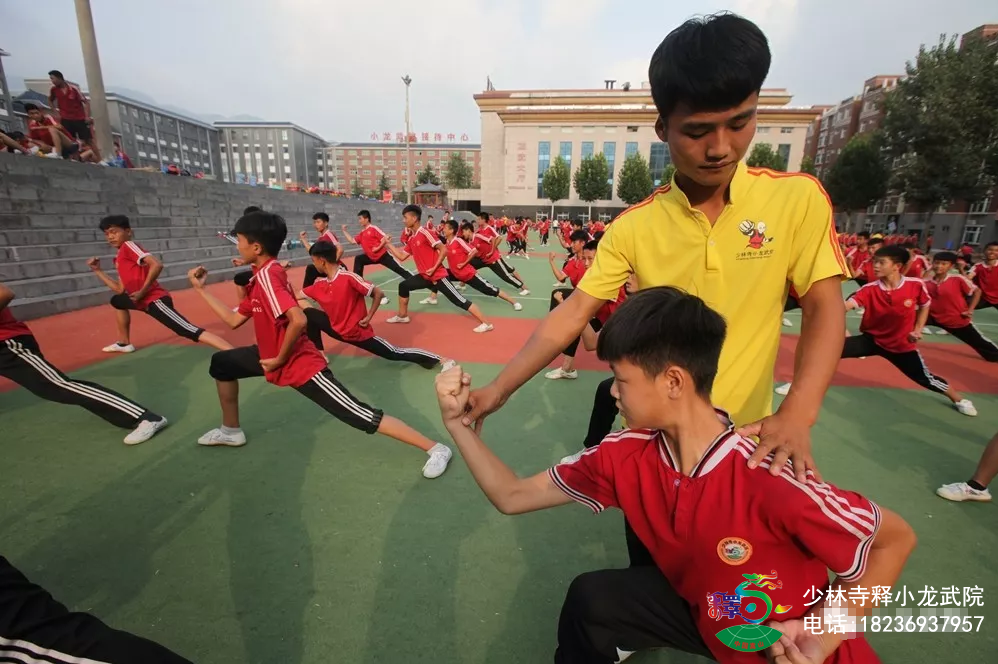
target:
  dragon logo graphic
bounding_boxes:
[707,570,794,652]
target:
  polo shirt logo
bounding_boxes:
[904,298,914,308]
[708,571,794,652]
[737,220,775,250]
[717,537,753,565]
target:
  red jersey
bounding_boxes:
[356,224,388,261]
[302,269,375,342]
[591,221,606,233]
[472,226,500,264]
[237,260,326,387]
[970,261,998,304]
[923,274,975,329]
[114,241,169,309]
[845,247,871,275]
[27,116,71,147]
[445,237,478,282]
[562,256,588,288]
[317,229,340,246]
[560,224,573,242]
[849,278,930,353]
[904,253,929,279]
[404,227,447,282]
[0,308,32,342]
[551,418,880,664]
[538,220,551,235]
[595,285,628,324]
[50,84,87,121]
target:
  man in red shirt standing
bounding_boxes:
[470,212,530,295]
[538,217,551,246]
[970,241,998,313]
[47,69,100,161]
[779,245,977,415]
[922,252,998,361]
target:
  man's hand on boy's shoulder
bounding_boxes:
[436,365,472,425]
[738,410,816,483]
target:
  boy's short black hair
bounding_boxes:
[570,230,590,244]
[648,13,770,120]
[99,215,131,231]
[48,70,64,80]
[593,230,605,242]
[868,237,884,247]
[358,209,371,221]
[444,219,459,233]
[402,204,422,219]
[312,212,329,223]
[857,231,870,240]
[23,103,39,112]
[874,245,908,265]
[571,220,583,228]
[233,211,287,257]
[583,240,600,252]
[428,215,435,220]
[986,241,998,249]
[477,211,490,221]
[460,221,475,233]
[308,240,339,262]
[933,251,958,263]
[598,286,726,397]
[243,205,262,215]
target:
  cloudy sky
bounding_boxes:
[2,0,994,142]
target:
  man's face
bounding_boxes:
[582,248,596,268]
[873,257,900,279]
[461,227,474,241]
[27,109,42,122]
[609,360,664,430]
[932,260,953,276]
[357,215,368,226]
[857,237,869,249]
[428,217,434,225]
[403,212,419,229]
[986,245,998,262]
[571,240,585,255]
[441,223,454,238]
[657,93,759,188]
[312,218,327,233]
[103,226,130,248]
[49,75,63,87]
[236,234,260,263]
[310,255,329,275]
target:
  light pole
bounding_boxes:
[402,75,412,204]
[74,0,113,159]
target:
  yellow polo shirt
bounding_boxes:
[579,162,848,425]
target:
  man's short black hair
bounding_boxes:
[986,241,998,250]
[23,103,39,112]
[868,237,885,248]
[648,13,770,120]
[857,231,870,240]
[598,287,726,397]
[933,251,959,263]
[477,211,490,221]
[571,220,583,228]
[358,209,371,221]
[312,212,329,223]
[593,231,605,242]
[444,219,459,233]
[243,206,263,215]
[874,245,908,266]
[583,240,600,252]
[428,215,435,220]
[99,215,131,231]
[48,70,64,80]
[308,240,339,262]
[570,230,590,244]
[460,221,475,233]
[233,211,287,257]
[402,204,422,219]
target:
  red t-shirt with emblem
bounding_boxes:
[971,261,998,304]
[237,260,327,386]
[50,84,88,121]
[404,226,447,282]
[923,275,975,329]
[445,237,478,282]
[472,226,500,264]
[356,224,388,261]
[114,241,169,309]
[0,308,32,342]
[551,418,881,664]
[302,269,375,341]
[846,248,871,275]
[563,256,588,288]
[849,278,930,353]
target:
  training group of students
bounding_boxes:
[2,12,998,664]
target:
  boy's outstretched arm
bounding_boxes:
[188,267,248,329]
[86,257,126,294]
[436,366,571,515]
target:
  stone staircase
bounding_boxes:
[0,153,425,320]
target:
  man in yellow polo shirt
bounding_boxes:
[464,13,848,485]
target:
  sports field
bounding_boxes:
[2,255,996,663]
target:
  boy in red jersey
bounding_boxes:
[298,212,343,289]
[902,243,929,279]
[921,252,998,361]
[779,246,977,415]
[845,232,872,286]
[545,235,597,381]
[970,241,998,312]
[437,286,915,664]
[538,217,551,246]
[0,282,168,444]
[470,212,530,295]
[87,215,232,354]
[47,69,101,160]
[298,241,440,369]
[23,102,84,160]
[187,211,452,478]
[384,205,494,333]
[440,220,523,311]
[340,209,415,305]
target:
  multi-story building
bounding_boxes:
[960,23,998,48]
[856,75,901,137]
[474,86,822,218]
[0,49,17,133]
[811,76,900,179]
[215,122,326,187]
[320,142,482,194]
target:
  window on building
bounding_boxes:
[777,144,791,168]
[131,108,138,118]
[603,142,616,199]
[142,111,151,121]
[388,150,396,156]
[781,127,793,134]
[363,170,372,175]
[581,142,594,159]
[122,122,130,133]
[962,225,984,245]
[649,143,671,186]
[559,141,572,171]
[282,130,289,141]
[758,127,770,133]
[969,195,992,215]
[625,142,638,158]
[537,141,551,198]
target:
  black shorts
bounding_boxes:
[61,119,92,141]
[110,294,204,343]
[208,346,384,434]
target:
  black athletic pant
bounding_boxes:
[209,346,384,434]
[541,231,549,245]
[548,289,601,358]
[398,275,471,311]
[353,252,414,281]
[304,309,440,368]
[471,257,524,290]
[974,299,998,312]
[784,293,801,312]
[110,295,204,343]
[0,555,190,663]
[926,316,998,362]
[584,377,618,449]
[843,334,950,394]
[0,335,159,429]
[556,566,712,664]
[303,264,322,289]
[447,271,502,298]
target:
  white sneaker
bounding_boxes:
[385,315,410,324]
[922,328,934,335]
[422,443,453,479]
[513,302,523,311]
[197,427,247,447]
[545,368,578,380]
[46,151,62,159]
[935,328,948,335]
[473,323,494,333]
[775,382,792,396]
[552,281,564,287]
[560,449,585,465]
[456,283,467,290]
[782,317,793,327]
[123,417,168,445]
[519,289,531,296]
[380,296,390,305]
[419,297,438,305]
[936,482,992,503]
[954,399,978,417]
[102,342,135,353]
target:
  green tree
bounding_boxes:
[746,143,787,171]
[542,155,571,218]
[397,186,408,203]
[416,163,440,186]
[824,135,890,233]
[378,171,391,194]
[445,153,474,208]
[799,155,816,176]
[882,34,998,215]
[573,152,610,218]
[616,152,654,205]
[367,188,381,199]
[661,163,676,186]
[351,178,363,197]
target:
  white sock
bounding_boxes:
[428,442,447,455]
[221,425,242,435]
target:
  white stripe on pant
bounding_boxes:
[151,299,201,335]
[311,372,376,423]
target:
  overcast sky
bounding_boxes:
[2,0,994,142]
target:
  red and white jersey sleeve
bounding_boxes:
[549,445,621,513]
[319,230,340,245]
[256,262,298,319]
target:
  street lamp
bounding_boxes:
[402,75,412,204]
